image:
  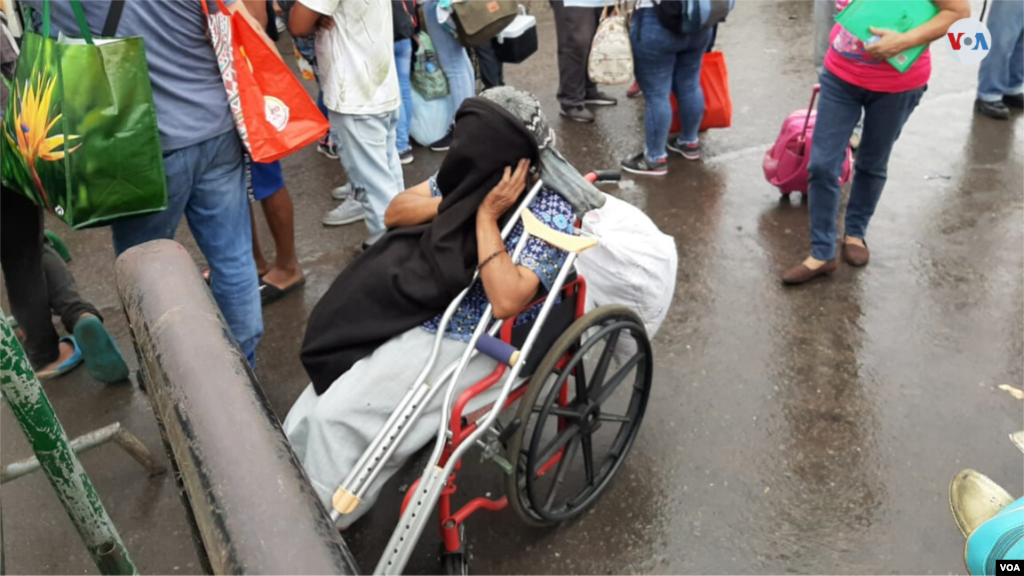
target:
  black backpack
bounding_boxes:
[652,0,733,36]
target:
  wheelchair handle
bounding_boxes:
[586,170,621,184]
[475,334,520,367]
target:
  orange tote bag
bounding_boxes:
[669,51,732,133]
[698,51,731,131]
[202,0,328,162]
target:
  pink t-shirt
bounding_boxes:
[824,0,931,93]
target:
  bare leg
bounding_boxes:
[259,187,303,289]
[251,206,270,278]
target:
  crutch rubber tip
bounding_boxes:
[333,487,361,515]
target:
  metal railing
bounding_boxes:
[0,316,136,575]
[116,239,359,575]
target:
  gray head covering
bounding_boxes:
[479,87,606,214]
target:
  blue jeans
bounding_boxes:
[395,39,414,152]
[978,0,1024,102]
[331,109,405,235]
[630,9,712,161]
[423,0,476,119]
[111,131,263,366]
[314,83,339,147]
[807,69,925,261]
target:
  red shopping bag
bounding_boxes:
[202,0,328,162]
[699,51,731,130]
[670,51,732,133]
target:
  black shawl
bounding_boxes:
[301,98,540,394]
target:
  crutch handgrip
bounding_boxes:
[332,487,361,515]
[475,334,520,367]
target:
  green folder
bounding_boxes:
[834,0,939,73]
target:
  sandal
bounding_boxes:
[37,336,83,380]
[260,277,306,306]
[74,316,130,383]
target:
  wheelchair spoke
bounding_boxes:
[594,352,644,405]
[580,432,595,484]
[573,360,588,402]
[588,330,620,397]
[534,406,580,419]
[597,413,631,424]
[533,423,580,476]
[543,435,581,511]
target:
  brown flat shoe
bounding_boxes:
[842,240,869,267]
[781,259,838,285]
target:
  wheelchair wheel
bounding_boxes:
[505,305,653,526]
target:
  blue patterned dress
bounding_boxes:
[422,176,574,342]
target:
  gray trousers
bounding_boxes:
[284,327,500,528]
[330,109,404,235]
[550,1,602,108]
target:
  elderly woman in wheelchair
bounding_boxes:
[285,88,653,574]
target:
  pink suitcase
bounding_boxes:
[763,84,852,195]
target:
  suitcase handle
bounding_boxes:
[800,84,821,141]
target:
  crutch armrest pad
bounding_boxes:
[521,211,597,253]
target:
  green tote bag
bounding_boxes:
[1,0,167,229]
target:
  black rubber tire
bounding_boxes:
[441,552,468,576]
[504,305,653,526]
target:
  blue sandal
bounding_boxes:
[36,336,83,380]
[73,316,130,383]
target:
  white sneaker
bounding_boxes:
[322,197,365,226]
[331,183,353,200]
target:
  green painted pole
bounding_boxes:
[0,316,136,575]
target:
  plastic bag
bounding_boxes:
[576,193,678,362]
[410,88,455,147]
[670,51,731,133]
[202,0,328,162]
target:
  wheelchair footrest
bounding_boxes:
[475,335,520,367]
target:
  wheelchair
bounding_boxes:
[332,171,654,575]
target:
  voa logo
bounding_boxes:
[945,17,992,65]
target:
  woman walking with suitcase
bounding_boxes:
[781,0,970,285]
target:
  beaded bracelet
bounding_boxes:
[477,249,504,272]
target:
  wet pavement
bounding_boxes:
[2,1,1022,574]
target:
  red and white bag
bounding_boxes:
[202,0,328,162]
